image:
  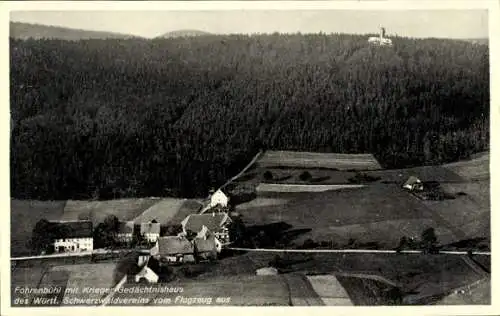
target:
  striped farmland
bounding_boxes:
[257,151,382,170]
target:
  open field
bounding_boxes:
[11,262,120,306]
[167,199,204,225]
[61,198,158,226]
[444,152,489,181]
[257,151,382,170]
[181,251,486,305]
[234,164,464,188]
[420,193,489,240]
[368,166,464,183]
[436,278,490,305]
[11,200,66,257]
[306,274,353,306]
[237,184,456,247]
[110,275,291,306]
[54,263,119,304]
[440,181,490,210]
[132,198,186,225]
[256,183,365,193]
[235,197,291,211]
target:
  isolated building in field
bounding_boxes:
[116,221,135,243]
[140,221,161,243]
[403,176,423,191]
[181,212,233,244]
[368,26,393,46]
[52,220,93,253]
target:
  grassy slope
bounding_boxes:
[132,198,186,225]
[237,184,455,247]
[443,151,489,181]
[61,198,159,226]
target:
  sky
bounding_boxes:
[10,9,488,39]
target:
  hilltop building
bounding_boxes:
[368,27,393,46]
[52,220,93,253]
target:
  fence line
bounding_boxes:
[227,247,490,256]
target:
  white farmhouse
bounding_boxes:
[52,220,93,253]
[209,189,229,208]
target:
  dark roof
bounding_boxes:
[157,236,193,256]
[183,213,231,233]
[51,221,93,239]
[140,222,161,235]
[118,221,134,234]
[194,237,217,253]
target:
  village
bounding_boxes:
[19,166,465,287]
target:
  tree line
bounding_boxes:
[10,34,489,200]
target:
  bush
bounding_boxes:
[162,224,182,236]
[421,227,438,252]
[299,171,312,182]
[348,172,381,184]
[263,171,273,181]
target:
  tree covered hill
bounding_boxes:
[157,29,213,38]
[10,22,140,41]
[10,33,489,200]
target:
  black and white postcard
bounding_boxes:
[1,1,498,315]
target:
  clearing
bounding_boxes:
[256,150,382,170]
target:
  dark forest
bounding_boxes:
[10,34,489,200]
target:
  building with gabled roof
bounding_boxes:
[140,221,161,243]
[117,221,135,243]
[403,176,423,191]
[181,212,232,244]
[210,189,229,208]
[51,220,93,253]
[155,236,195,264]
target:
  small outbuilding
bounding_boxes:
[403,176,423,191]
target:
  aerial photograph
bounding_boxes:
[8,5,491,308]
